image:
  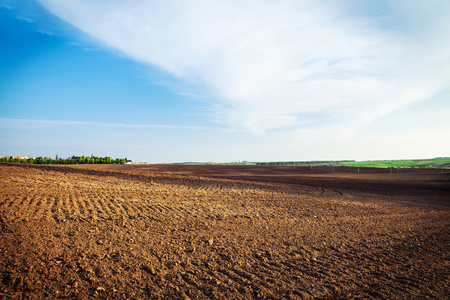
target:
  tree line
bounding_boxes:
[0,155,127,165]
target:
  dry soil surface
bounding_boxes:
[0,163,449,299]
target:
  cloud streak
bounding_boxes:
[0,118,208,130]
[38,0,450,134]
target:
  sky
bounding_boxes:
[1,0,449,163]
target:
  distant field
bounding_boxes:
[184,158,450,169]
[335,158,450,169]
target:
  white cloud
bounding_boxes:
[37,0,450,134]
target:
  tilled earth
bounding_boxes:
[0,163,449,299]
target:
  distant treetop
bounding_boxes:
[0,155,127,165]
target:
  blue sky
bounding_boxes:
[1,0,449,163]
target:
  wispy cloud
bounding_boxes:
[15,15,33,22]
[37,0,450,134]
[0,118,208,130]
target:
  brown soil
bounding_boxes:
[0,163,449,299]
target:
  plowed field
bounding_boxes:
[0,163,449,299]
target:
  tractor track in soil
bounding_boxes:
[0,163,449,299]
